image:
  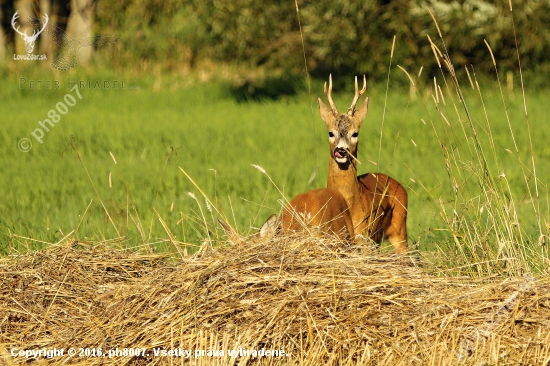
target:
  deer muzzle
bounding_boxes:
[334,148,348,162]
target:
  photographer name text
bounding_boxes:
[19,77,137,90]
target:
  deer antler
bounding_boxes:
[347,75,367,116]
[11,11,27,37]
[12,11,48,40]
[32,13,49,40]
[323,74,339,115]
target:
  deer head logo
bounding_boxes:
[12,11,48,54]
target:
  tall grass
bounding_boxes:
[392,9,549,277]
[1,37,549,277]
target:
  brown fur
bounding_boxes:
[318,75,408,253]
[219,188,355,243]
[278,188,354,241]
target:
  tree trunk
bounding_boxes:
[0,4,5,62]
[38,0,55,61]
[66,0,94,66]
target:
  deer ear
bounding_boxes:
[318,98,333,123]
[218,218,244,244]
[259,214,278,238]
[353,97,369,125]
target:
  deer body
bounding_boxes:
[357,172,408,246]
[219,188,354,243]
[319,75,408,253]
[277,188,354,241]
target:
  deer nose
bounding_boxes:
[334,148,347,158]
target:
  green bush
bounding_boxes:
[94,0,550,82]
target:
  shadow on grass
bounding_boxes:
[228,76,300,102]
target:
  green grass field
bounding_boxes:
[1,67,549,274]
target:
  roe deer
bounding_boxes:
[219,188,354,243]
[317,75,408,253]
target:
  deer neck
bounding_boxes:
[327,154,361,212]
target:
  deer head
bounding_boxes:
[318,74,369,167]
[12,11,48,54]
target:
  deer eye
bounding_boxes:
[329,132,334,137]
[352,132,359,138]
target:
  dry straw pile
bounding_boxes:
[1,236,549,365]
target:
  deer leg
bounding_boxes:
[382,204,407,254]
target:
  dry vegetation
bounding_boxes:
[1,235,549,365]
[2,1,550,364]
